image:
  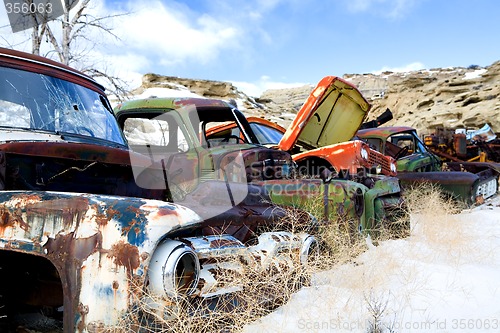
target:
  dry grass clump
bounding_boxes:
[106,248,313,333]
[399,182,465,242]
[401,181,463,217]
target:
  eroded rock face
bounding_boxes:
[132,73,265,111]
[131,61,500,136]
[249,62,500,135]
[344,62,500,135]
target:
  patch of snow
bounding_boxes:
[232,98,247,110]
[133,87,203,100]
[464,69,487,80]
[244,195,500,333]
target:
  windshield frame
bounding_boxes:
[0,63,127,148]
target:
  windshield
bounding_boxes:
[0,65,126,146]
[250,122,283,145]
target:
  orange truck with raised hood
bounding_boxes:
[208,76,399,192]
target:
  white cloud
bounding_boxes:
[232,75,308,97]
[1,0,243,70]
[110,1,241,68]
[344,0,422,19]
[371,61,426,74]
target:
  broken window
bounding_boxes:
[0,66,126,146]
[123,113,190,154]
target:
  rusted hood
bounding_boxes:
[278,76,371,152]
[0,190,203,253]
[357,126,416,141]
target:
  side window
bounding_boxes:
[123,115,189,155]
[250,123,283,145]
[124,118,170,146]
[204,121,243,147]
[365,138,382,153]
[391,135,415,154]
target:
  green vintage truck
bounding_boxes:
[114,88,404,234]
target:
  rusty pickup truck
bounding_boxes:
[0,48,318,332]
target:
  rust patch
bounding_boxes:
[106,207,121,220]
[108,240,140,274]
[90,204,109,227]
[77,302,89,332]
[0,206,28,232]
[127,206,141,217]
[44,232,101,262]
[43,232,102,331]
[29,197,90,230]
[139,205,178,217]
[121,219,137,237]
[11,193,43,204]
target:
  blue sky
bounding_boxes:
[1,0,500,96]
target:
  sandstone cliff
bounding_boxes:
[131,61,500,136]
[345,61,500,135]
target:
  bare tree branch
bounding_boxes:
[83,68,132,102]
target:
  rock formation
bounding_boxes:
[130,61,500,136]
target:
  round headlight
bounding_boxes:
[148,240,200,298]
[360,148,369,160]
[390,162,397,173]
[375,164,382,174]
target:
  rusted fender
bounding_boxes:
[0,190,201,332]
[255,176,402,233]
[362,175,403,230]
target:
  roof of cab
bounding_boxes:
[0,47,105,93]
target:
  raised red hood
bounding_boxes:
[278,76,371,152]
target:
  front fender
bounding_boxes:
[255,179,368,230]
[0,190,201,331]
[397,171,479,204]
[362,176,402,230]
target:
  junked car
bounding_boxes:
[208,77,398,181]
[0,47,318,332]
[114,90,404,237]
[357,125,500,205]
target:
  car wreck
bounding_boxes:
[357,125,500,205]
[114,84,404,236]
[0,48,319,332]
[423,124,500,163]
[207,78,398,179]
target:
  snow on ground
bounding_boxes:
[133,87,203,100]
[244,195,500,333]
